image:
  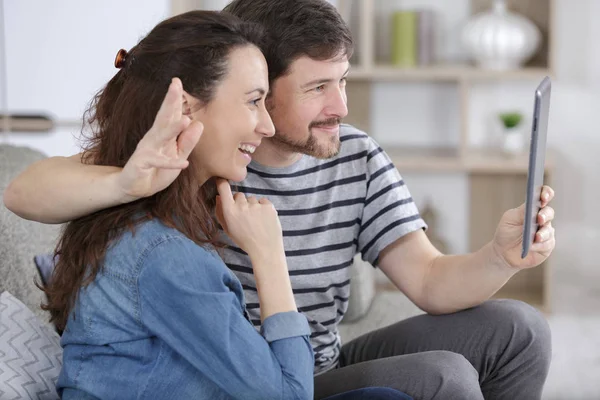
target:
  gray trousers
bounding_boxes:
[314,299,552,400]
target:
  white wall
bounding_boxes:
[201,0,229,10]
[0,0,171,156]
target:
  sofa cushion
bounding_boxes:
[0,145,62,322]
[0,291,62,399]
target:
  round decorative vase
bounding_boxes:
[502,126,526,155]
[461,0,541,70]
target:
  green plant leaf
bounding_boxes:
[499,112,523,129]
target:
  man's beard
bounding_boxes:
[270,117,342,159]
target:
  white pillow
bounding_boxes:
[0,291,62,400]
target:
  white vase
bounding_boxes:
[502,127,526,155]
[461,0,541,70]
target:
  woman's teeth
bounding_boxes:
[238,144,256,154]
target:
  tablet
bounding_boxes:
[522,76,552,259]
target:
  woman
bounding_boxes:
[47,11,312,399]
[37,9,413,400]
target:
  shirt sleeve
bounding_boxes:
[358,137,428,265]
[137,237,314,400]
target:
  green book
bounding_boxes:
[391,11,417,67]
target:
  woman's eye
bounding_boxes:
[250,98,262,106]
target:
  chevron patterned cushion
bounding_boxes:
[0,291,62,400]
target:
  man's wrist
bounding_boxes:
[488,241,519,277]
[110,169,140,205]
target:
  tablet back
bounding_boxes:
[522,76,552,259]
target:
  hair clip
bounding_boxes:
[114,49,129,69]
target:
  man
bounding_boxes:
[4,0,554,398]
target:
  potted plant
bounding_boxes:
[499,111,525,155]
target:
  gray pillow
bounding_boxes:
[0,291,62,399]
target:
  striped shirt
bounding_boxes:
[223,124,426,374]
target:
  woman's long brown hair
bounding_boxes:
[41,11,264,331]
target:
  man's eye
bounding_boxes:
[314,85,325,93]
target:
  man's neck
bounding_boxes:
[251,138,303,168]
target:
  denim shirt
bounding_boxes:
[57,219,314,400]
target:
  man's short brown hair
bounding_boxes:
[224,0,353,83]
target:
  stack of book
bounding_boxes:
[391,9,436,67]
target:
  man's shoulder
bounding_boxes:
[340,123,367,137]
[340,123,369,142]
[339,124,377,155]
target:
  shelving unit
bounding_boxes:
[340,0,556,312]
[349,65,553,82]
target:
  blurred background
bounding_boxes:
[1,0,599,398]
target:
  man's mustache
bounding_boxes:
[309,118,341,129]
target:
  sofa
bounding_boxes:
[0,145,65,398]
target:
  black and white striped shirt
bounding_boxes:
[223,124,426,374]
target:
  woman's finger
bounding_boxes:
[258,197,277,213]
[215,179,235,208]
[233,192,247,204]
[215,196,228,232]
[177,121,203,160]
[153,78,184,135]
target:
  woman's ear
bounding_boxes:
[181,91,194,116]
[181,91,206,120]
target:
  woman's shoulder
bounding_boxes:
[132,221,236,295]
[126,218,190,245]
[106,219,223,277]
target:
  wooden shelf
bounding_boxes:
[386,146,555,173]
[0,115,54,132]
[349,65,552,82]
[0,116,83,132]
